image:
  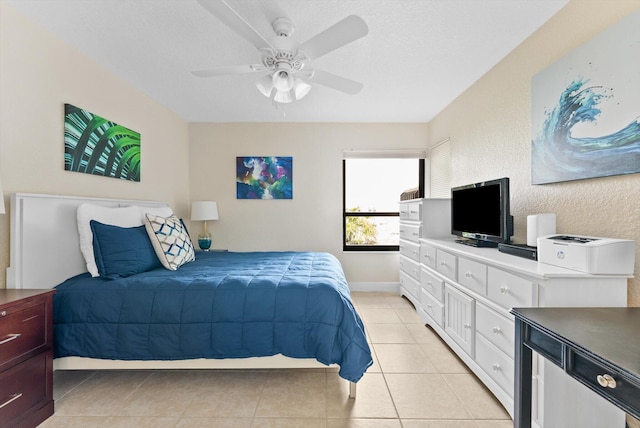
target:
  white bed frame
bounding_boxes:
[6,193,356,397]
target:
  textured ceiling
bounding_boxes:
[6,0,568,122]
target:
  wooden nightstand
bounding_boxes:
[0,289,55,427]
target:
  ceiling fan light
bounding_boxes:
[272,70,294,92]
[274,90,294,104]
[293,79,311,100]
[256,74,274,97]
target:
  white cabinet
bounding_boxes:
[398,199,450,305]
[409,237,629,428]
[444,283,475,357]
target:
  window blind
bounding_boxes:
[429,138,451,198]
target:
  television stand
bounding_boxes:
[454,238,498,248]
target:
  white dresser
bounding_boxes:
[398,199,451,303]
[408,237,629,427]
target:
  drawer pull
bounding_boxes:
[0,393,23,409]
[596,374,617,389]
[412,232,419,236]
[492,363,502,372]
[464,323,471,329]
[424,255,432,260]
[0,333,21,345]
[426,304,432,309]
[465,272,473,278]
[0,310,6,317]
[492,327,502,335]
[500,286,510,295]
[440,261,447,267]
[410,210,418,214]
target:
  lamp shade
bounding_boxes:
[191,201,218,221]
[0,174,5,215]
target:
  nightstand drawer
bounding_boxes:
[0,352,48,426]
[0,301,47,368]
[568,350,640,416]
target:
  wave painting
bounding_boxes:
[236,156,293,199]
[531,79,640,184]
[531,9,640,185]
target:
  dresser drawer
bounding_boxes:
[399,223,421,243]
[400,271,420,301]
[476,334,514,397]
[399,239,420,262]
[436,249,457,282]
[421,267,444,303]
[0,352,49,426]
[0,300,47,368]
[400,255,421,281]
[420,287,444,327]
[476,303,514,358]
[399,201,421,221]
[568,350,640,416]
[458,257,487,295]
[420,243,436,270]
[487,267,534,309]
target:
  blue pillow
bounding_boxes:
[90,220,161,278]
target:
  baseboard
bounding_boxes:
[348,282,400,293]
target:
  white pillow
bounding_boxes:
[144,213,195,271]
[77,203,173,277]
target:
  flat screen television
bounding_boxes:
[451,177,513,247]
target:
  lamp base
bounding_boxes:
[198,233,212,251]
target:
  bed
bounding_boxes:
[7,193,372,396]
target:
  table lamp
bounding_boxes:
[190,201,218,251]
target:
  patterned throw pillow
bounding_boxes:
[144,214,195,271]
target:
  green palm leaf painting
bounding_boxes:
[64,104,141,181]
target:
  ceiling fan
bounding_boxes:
[192,0,369,104]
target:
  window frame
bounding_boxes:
[342,158,425,252]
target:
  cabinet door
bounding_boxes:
[444,284,475,357]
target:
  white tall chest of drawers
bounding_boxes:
[398,198,630,427]
[398,199,451,303]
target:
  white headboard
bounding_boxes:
[7,193,170,289]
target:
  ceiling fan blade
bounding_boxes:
[196,0,274,50]
[308,69,363,95]
[299,15,368,61]
[192,64,265,77]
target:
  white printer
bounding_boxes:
[538,234,635,275]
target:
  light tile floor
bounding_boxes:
[39,292,512,427]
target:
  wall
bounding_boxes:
[428,0,640,306]
[189,122,428,284]
[0,3,191,288]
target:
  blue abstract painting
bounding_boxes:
[236,156,293,199]
[531,10,640,185]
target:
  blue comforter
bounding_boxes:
[53,251,372,382]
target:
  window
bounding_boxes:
[343,156,424,251]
